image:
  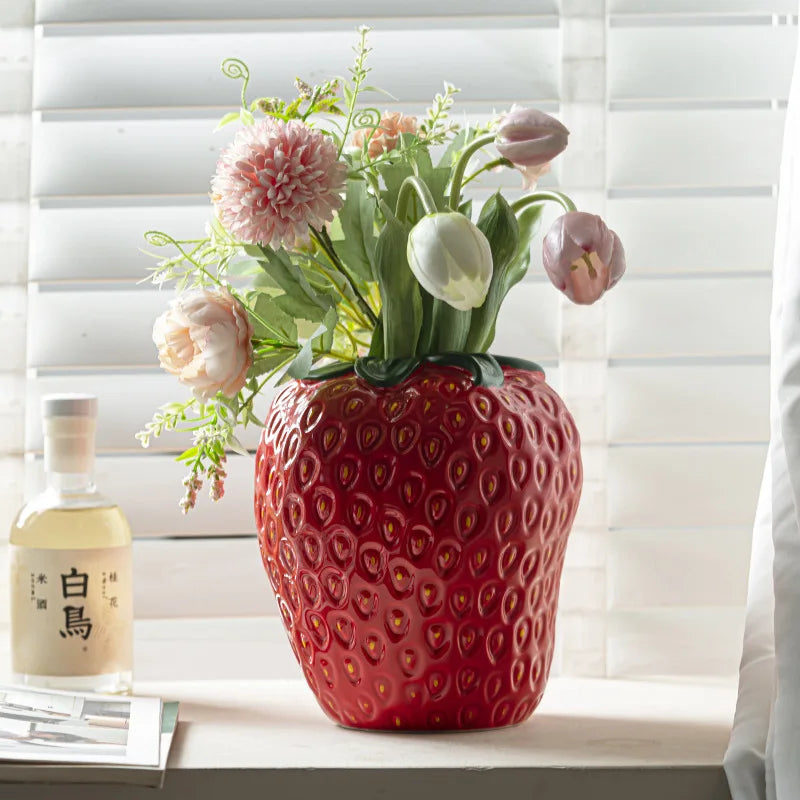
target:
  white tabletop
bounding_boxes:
[154,676,735,771]
[0,675,736,800]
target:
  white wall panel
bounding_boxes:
[607,197,776,274]
[0,201,30,284]
[608,110,784,188]
[610,26,795,101]
[0,373,24,454]
[34,29,558,110]
[609,528,751,608]
[608,608,745,678]
[0,0,32,27]
[0,285,27,371]
[608,364,769,443]
[607,277,770,359]
[608,444,765,528]
[0,114,31,201]
[0,28,33,113]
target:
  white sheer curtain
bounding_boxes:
[725,8,800,798]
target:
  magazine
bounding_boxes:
[0,685,178,788]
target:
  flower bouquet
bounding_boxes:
[140,29,625,730]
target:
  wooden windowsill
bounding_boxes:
[0,619,736,800]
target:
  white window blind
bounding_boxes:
[2,0,793,678]
[0,0,33,637]
[603,1,794,678]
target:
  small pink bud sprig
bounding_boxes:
[178,431,231,514]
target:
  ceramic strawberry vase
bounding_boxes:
[254,357,582,730]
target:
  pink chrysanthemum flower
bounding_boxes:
[211,120,347,249]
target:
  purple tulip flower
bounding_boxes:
[496,106,569,188]
[542,212,626,305]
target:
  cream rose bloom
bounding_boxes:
[352,112,418,159]
[153,288,254,401]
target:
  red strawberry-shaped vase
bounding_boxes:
[254,359,582,730]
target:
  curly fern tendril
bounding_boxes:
[221,57,251,109]
[352,108,382,130]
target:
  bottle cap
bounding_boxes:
[42,394,98,419]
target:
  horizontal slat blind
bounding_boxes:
[0,0,32,632]
[25,4,571,631]
[36,1,558,24]
[20,0,791,681]
[603,2,793,678]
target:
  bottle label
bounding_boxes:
[9,545,133,677]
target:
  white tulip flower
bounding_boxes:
[406,212,494,311]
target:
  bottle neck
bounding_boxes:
[43,416,97,495]
[46,468,96,494]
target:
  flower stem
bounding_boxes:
[511,190,577,215]
[461,157,513,188]
[337,26,371,157]
[395,176,438,220]
[309,226,379,327]
[448,133,496,211]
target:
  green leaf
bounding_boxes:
[464,193,522,352]
[373,208,422,358]
[429,299,471,353]
[287,306,338,379]
[214,111,240,132]
[226,431,249,457]
[342,82,354,107]
[415,288,436,355]
[471,202,546,351]
[249,293,297,343]
[239,108,255,126]
[360,85,397,99]
[436,128,469,169]
[226,258,265,277]
[332,179,376,282]
[380,163,414,220]
[272,292,328,324]
[247,349,292,379]
[508,202,546,281]
[251,246,336,323]
[368,315,385,359]
[379,144,449,219]
[406,146,450,211]
[176,446,199,463]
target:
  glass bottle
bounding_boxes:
[9,394,133,694]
